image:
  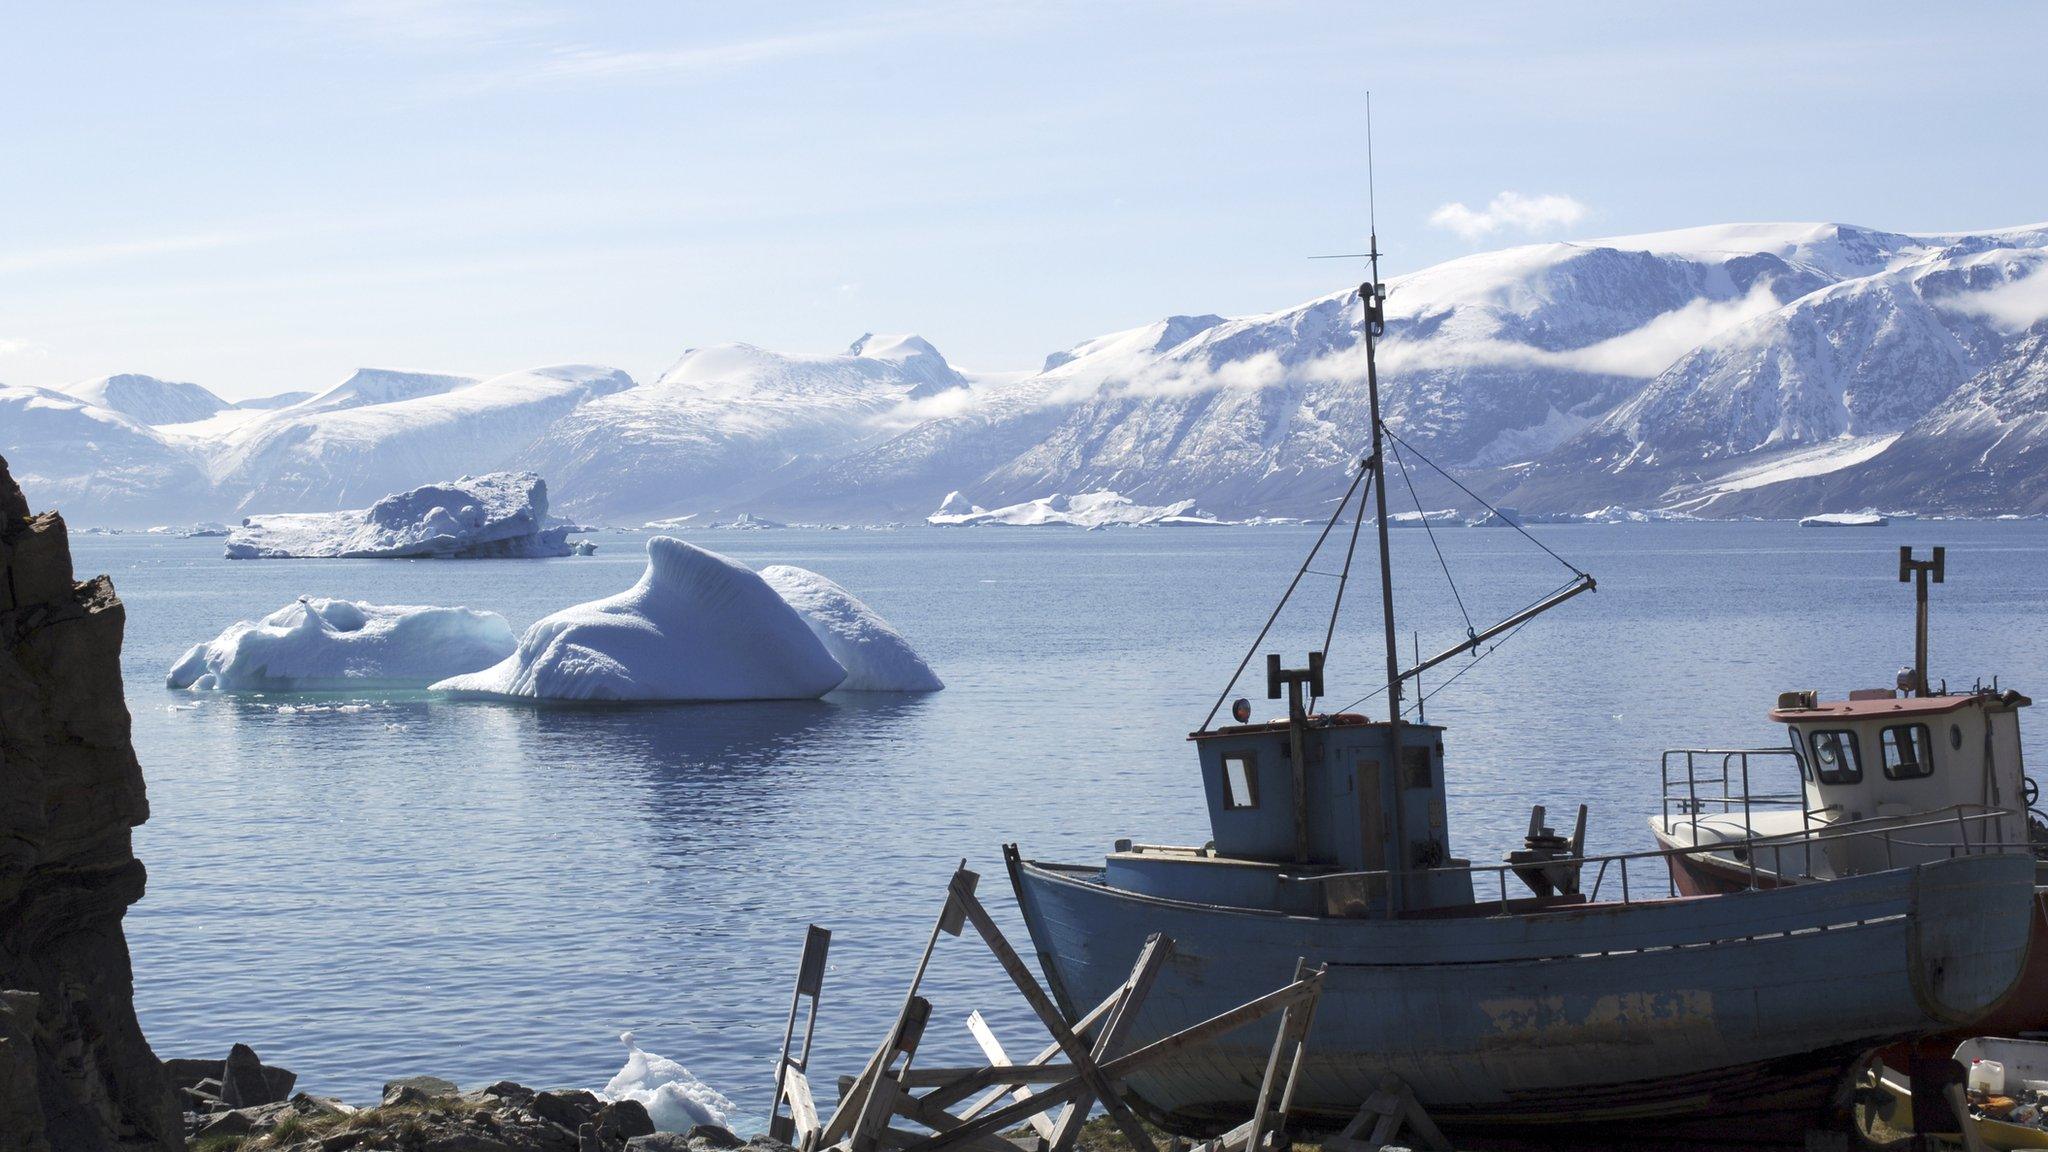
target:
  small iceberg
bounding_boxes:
[432,536,846,701]
[761,566,943,692]
[1800,511,1889,528]
[928,490,1232,528]
[602,1032,736,1133]
[1385,508,1461,528]
[573,539,598,556]
[167,598,516,692]
[225,471,572,559]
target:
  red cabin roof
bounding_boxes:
[1769,691,2030,723]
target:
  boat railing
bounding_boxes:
[1658,746,1808,851]
[1280,804,2026,916]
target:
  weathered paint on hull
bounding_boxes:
[1664,843,2048,1042]
[1010,852,2036,1146]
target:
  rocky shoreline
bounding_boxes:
[173,1045,782,1152]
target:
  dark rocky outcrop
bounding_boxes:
[0,454,181,1151]
[194,1082,762,1152]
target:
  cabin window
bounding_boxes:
[1787,726,1811,781]
[1401,746,1433,790]
[1950,723,1965,751]
[1222,753,1259,810]
[1807,730,1863,785]
[1882,724,1935,780]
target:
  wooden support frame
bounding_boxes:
[773,924,833,1150]
[785,863,1330,1152]
[1321,1076,1450,1152]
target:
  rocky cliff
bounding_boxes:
[0,454,180,1151]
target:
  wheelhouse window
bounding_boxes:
[1807,729,1862,785]
[1787,725,1810,781]
[1881,724,1935,780]
[1222,753,1259,810]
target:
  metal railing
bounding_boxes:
[1658,746,1809,851]
[1279,805,2028,917]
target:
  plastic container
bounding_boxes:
[1971,1058,2007,1096]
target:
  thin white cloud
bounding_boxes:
[1940,264,2048,333]
[0,337,49,357]
[1428,191,1589,242]
[0,232,256,275]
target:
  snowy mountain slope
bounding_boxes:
[233,390,316,410]
[1502,233,2048,512]
[760,229,1856,521]
[290,368,479,415]
[212,364,632,514]
[518,335,974,522]
[18,220,2048,525]
[0,384,212,523]
[61,373,228,425]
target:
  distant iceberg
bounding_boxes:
[432,536,847,701]
[928,490,1231,528]
[224,472,571,559]
[1800,510,1890,527]
[167,597,516,692]
[761,566,943,692]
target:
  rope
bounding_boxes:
[1198,462,1370,730]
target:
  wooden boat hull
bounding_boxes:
[1009,850,2037,1146]
[1661,835,2048,1040]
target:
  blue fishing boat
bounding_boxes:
[1005,228,2040,1145]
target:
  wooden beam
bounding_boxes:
[947,873,1158,1152]
[965,1012,1055,1143]
[1047,936,1172,1152]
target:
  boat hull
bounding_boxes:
[1659,837,2048,1040]
[1009,850,2037,1145]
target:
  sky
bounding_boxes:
[2,1,2044,400]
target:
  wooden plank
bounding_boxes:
[1243,960,1316,1152]
[941,986,1124,1115]
[825,869,970,1146]
[894,1087,1048,1152]
[949,874,1157,1152]
[917,972,1321,1152]
[965,1012,1055,1142]
[1047,936,1171,1152]
[783,1069,820,1144]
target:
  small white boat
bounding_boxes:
[1870,1038,2048,1149]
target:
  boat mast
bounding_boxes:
[1358,94,1410,912]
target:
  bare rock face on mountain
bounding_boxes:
[0,454,181,1152]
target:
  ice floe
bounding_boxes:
[1799,510,1890,527]
[224,471,571,559]
[760,566,943,692]
[166,597,516,692]
[431,536,846,701]
[602,1032,736,1133]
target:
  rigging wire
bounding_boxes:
[1383,426,1587,579]
[1328,573,1580,718]
[1198,461,1371,730]
[1388,437,1476,640]
[1309,460,1372,713]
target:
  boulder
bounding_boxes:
[383,1073,460,1105]
[0,454,181,1148]
[529,1089,604,1130]
[687,1126,743,1149]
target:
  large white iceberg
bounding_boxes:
[760,566,943,692]
[166,598,516,692]
[927,490,1230,528]
[224,471,572,559]
[601,1032,736,1133]
[431,536,846,701]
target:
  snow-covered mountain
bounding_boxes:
[8,220,2048,526]
[61,373,229,425]
[517,334,980,522]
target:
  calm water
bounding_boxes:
[81,521,2048,1114]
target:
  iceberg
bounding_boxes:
[431,536,846,701]
[760,566,943,692]
[1800,510,1890,527]
[166,598,516,692]
[602,1032,736,1133]
[928,490,1231,528]
[224,472,571,559]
